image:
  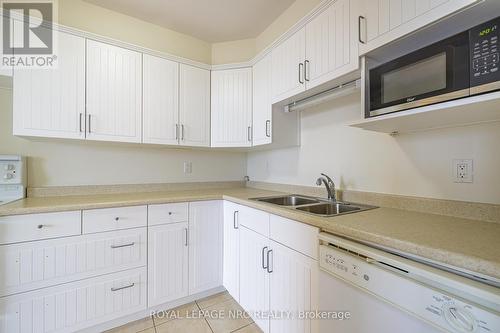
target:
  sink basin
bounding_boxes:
[296,203,361,216]
[254,195,319,206]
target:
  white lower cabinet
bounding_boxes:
[0,267,147,333]
[148,222,189,307]
[223,201,240,302]
[188,201,223,294]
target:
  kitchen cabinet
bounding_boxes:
[223,201,240,301]
[252,53,273,146]
[239,226,270,333]
[271,27,306,103]
[188,201,223,294]
[305,0,359,90]
[148,222,189,307]
[211,68,253,147]
[179,64,211,147]
[86,40,142,143]
[269,240,318,333]
[358,0,478,54]
[13,30,85,139]
[143,54,179,145]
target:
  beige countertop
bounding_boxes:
[1,187,499,281]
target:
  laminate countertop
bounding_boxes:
[0,187,499,281]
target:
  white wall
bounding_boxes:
[0,87,247,187]
[247,93,500,204]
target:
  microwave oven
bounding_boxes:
[368,16,500,117]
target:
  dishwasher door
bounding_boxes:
[318,270,441,333]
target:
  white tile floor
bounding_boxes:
[105,292,263,333]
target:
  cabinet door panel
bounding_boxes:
[13,30,85,139]
[86,40,142,143]
[143,54,179,145]
[239,227,270,333]
[252,53,272,146]
[179,64,211,147]
[269,241,318,333]
[188,201,223,294]
[211,68,252,147]
[271,27,306,103]
[305,0,359,89]
[148,223,188,307]
[223,201,240,301]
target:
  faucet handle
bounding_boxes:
[315,177,323,186]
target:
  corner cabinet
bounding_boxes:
[13,30,86,139]
[358,0,479,54]
[86,40,142,143]
[211,68,253,147]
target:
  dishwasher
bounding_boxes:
[318,233,500,333]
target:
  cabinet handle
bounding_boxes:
[358,16,366,44]
[265,120,271,138]
[88,114,92,133]
[262,246,269,270]
[304,60,310,82]
[266,249,273,273]
[79,113,83,133]
[114,217,120,221]
[111,242,135,249]
[247,126,252,142]
[181,124,185,141]
[184,228,188,246]
[175,124,179,140]
[233,210,239,229]
[111,283,135,292]
[37,224,44,229]
[298,63,304,84]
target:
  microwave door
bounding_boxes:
[369,32,470,117]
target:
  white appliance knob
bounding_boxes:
[443,304,476,333]
[6,164,14,171]
[4,174,13,180]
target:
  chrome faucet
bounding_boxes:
[316,173,336,202]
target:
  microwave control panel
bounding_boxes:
[470,17,500,89]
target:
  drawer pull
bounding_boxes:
[37,224,44,229]
[114,217,120,221]
[168,212,173,216]
[110,242,135,249]
[111,283,135,292]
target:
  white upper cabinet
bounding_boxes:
[252,53,273,146]
[179,64,211,147]
[358,0,478,54]
[305,0,359,89]
[211,68,253,147]
[271,27,306,103]
[13,30,85,139]
[86,40,142,143]
[143,54,179,145]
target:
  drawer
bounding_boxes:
[148,202,188,226]
[83,205,147,234]
[0,211,81,245]
[236,203,270,237]
[0,228,147,297]
[270,214,319,260]
[0,267,147,333]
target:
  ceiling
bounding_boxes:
[83,0,296,43]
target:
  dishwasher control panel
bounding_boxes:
[319,244,499,333]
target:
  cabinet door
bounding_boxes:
[239,226,270,333]
[252,53,272,146]
[269,240,318,333]
[188,201,223,294]
[148,222,188,307]
[271,27,306,103]
[143,54,179,145]
[223,201,240,302]
[359,0,477,54]
[179,64,211,147]
[211,68,253,147]
[86,40,142,143]
[305,0,359,89]
[13,30,85,139]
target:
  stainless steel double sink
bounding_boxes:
[251,195,377,217]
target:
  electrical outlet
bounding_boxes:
[183,161,192,174]
[453,159,473,183]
